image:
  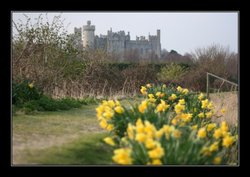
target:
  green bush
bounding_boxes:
[79,96,99,105]
[58,98,82,110]
[12,80,43,105]
[23,100,44,111]
[157,63,187,84]
[21,96,87,113]
[33,96,59,111]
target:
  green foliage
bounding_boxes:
[79,96,99,105]
[21,96,82,112]
[37,96,61,111]
[12,80,43,105]
[157,63,187,84]
[17,95,100,114]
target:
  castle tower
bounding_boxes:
[156,29,161,58]
[82,21,95,49]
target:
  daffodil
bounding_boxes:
[207,123,216,132]
[103,110,114,119]
[115,100,121,106]
[113,148,133,164]
[220,121,229,132]
[148,144,164,159]
[222,135,234,148]
[136,124,145,134]
[151,159,162,165]
[198,93,204,100]
[106,124,114,131]
[205,111,213,118]
[197,128,207,138]
[213,129,222,139]
[144,121,157,136]
[155,92,161,97]
[99,119,108,129]
[207,102,214,109]
[114,106,124,114]
[171,117,178,125]
[213,157,222,164]
[107,100,115,108]
[104,137,115,146]
[138,100,148,113]
[140,86,147,95]
[198,112,205,118]
[174,103,185,114]
[168,94,177,101]
[135,133,147,143]
[181,113,192,122]
[201,99,209,109]
[145,138,157,149]
[209,142,219,152]
[178,99,185,105]
[156,100,169,112]
[177,86,183,92]
[182,88,189,94]
[148,94,154,98]
[156,129,164,139]
[127,123,135,139]
[28,83,34,88]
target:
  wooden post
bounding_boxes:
[206,73,209,99]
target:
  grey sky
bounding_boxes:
[12,12,238,55]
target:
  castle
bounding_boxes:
[71,21,161,58]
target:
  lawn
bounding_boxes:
[12,105,113,165]
[12,98,143,165]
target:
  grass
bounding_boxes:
[17,133,113,165]
[12,104,110,165]
[12,97,143,165]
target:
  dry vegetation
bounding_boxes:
[210,92,238,125]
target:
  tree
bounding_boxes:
[12,13,82,90]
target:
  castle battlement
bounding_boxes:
[83,20,95,31]
[73,21,161,58]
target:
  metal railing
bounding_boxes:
[206,72,238,99]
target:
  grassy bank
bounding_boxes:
[12,105,109,164]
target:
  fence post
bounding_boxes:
[206,73,209,99]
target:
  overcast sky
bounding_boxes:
[12,12,238,55]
